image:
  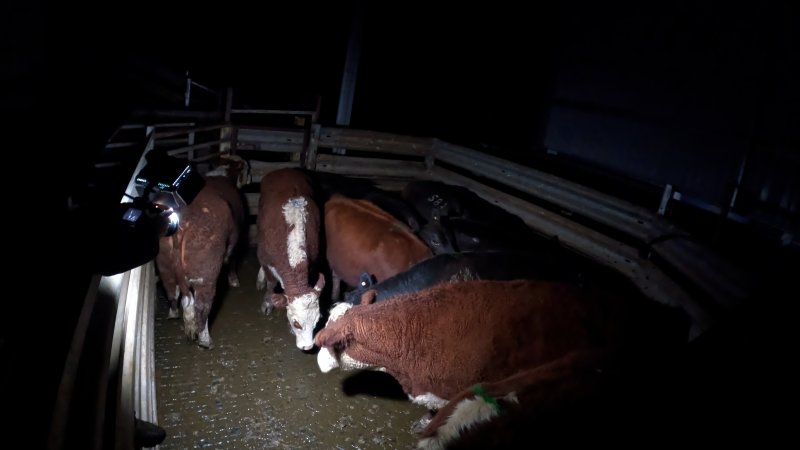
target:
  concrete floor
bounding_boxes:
[154,250,427,449]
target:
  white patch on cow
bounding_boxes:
[282,197,309,268]
[340,353,375,371]
[317,347,339,373]
[268,265,284,288]
[415,396,497,450]
[325,302,352,325]
[167,287,181,318]
[283,197,308,268]
[257,266,267,290]
[410,393,448,410]
[198,321,212,348]
[449,267,477,283]
[417,392,519,449]
[181,293,196,338]
[286,291,320,350]
[187,277,204,284]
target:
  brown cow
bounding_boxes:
[315,279,686,415]
[155,175,243,349]
[324,193,432,300]
[256,168,325,350]
[416,349,613,450]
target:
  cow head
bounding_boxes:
[342,272,376,304]
[315,302,375,372]
[209,154,252,188]
[286,273,325,350]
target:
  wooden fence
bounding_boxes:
[50,110,753,448]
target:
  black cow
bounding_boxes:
[343,251,581,305]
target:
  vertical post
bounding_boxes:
[188,131,196,161]
[221,88,234,156]
[184,71,191,107]
[303,124,321,170]
[657,184,673,216]
[333,0,365,155]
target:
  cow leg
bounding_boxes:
[167,285,181,319]
[411,412,434,434]
[258,266,278,315]
[193,284,215,349]
[181,292,197,341]
[227,268,240,288]
[331,271,342,302]
[224,230,240,288]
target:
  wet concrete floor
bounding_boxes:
[154,250,427,449]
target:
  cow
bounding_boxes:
[403,180,548,255]
[256,168,325,350]
[342,251,579,305]
[316,279,688,425]
[416,349,614,450]
[303,170,424,232]
[154,169,244,348]
[324,193,433,300]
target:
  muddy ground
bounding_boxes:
[154,250,427,449]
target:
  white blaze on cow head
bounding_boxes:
[315,302,379,372]
[282,197,309,269]
[286,273,325,350]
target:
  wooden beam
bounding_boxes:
[318,127,433,156]
[231,109,318,116]
[430,166,713,338]
[236,128,306,153]
[166,139,227,156]
[155,123,227,139]
[432,139,751,310]
[249,161,302,183]
[315,154,426,178]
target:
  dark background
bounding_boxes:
[3,0,797,447]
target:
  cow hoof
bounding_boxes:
[260,300,274,315]
[228,272,240,288]
[411,413,433,434]
[167,308,180,319]
[198,339,214,350]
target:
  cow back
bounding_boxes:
[325,193,432,287]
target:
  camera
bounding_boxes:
[122,151,205,237]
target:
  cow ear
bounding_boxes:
[315,327,341,348]
[359,272,374,288]
[314,273,326,292]
[360,290,378,305]
[271,293,289,308]
[432,207,442,223]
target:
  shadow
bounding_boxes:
[340,371,408,400]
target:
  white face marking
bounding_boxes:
[267,265,284,288]
[286,291,321,350]
[410,393,448,410]
[317,347,339,373]
[325,302,352,325]
[282,197,309,269]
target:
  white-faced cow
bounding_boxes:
[256,168,325,350]
[316,279,687,428]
